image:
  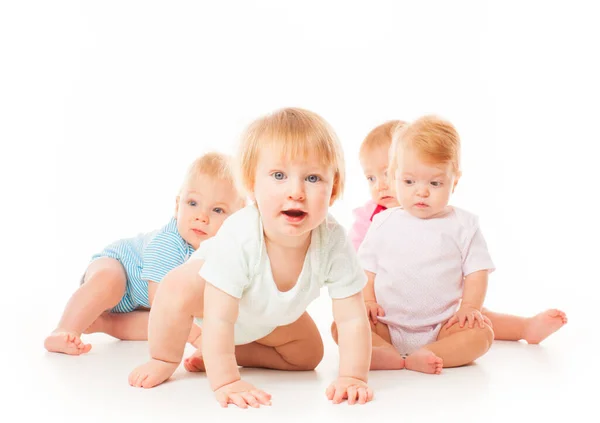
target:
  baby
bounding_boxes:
[129,107,374,408]
[349,120,567,346]
[354,116,495,373]
[44,153,245,355]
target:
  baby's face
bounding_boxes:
[252,148,334,242]
[360,145,400,209]
[175,174,243,249]
[394,148,458,219]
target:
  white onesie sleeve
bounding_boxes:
[192,210,252,299]
[462,226,496,276]
[324,223,368,299]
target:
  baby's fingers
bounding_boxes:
[377,306,385,317]
[369,309,378,325]
[347,386,358,405]
[467,312,476,328]
[332,386,346,404]
[474,312,486,328]
[250,389,272,405]
[229,393,249,409]
[215,392,230,408]
[358,387,373,404]
[483,315,493,328]
[241,393,260,408]
[325,384,335,400]
[444,315,458,329]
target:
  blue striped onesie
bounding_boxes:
[89,217,195,313]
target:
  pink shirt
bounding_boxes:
[348,200,387,251]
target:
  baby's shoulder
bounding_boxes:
[371,206,406,229]
[146,218,185,246]
[447,206,480,231]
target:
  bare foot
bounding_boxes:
[370,345,406,370]
[405,349,443,374]
[183,349,206,372]
[128,359,179,388]
[44,331,92,355]
[522,309,568,344]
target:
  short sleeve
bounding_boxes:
[348,203,374,251]
[356,215,382,274]
[142,231,187,283]
[462,226,496,276]
[194,214,251,299]
[324,224,367,299]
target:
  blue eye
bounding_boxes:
[188,200,197,206]
[306,175,320,183]
[430,181,442,187]
[367,176,376,183]
[272,172,285,180]
[403,179,414,186]
[213,207,225,214]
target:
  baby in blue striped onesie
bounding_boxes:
[44,152,245,356]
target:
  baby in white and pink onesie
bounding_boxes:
[339,115,567,374]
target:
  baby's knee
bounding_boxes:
[471,324,494,351]
[297,338,324,370]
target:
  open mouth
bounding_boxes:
[282,209,307,221]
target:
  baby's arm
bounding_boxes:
[446,270,489,329]
[363,270,385,325]
[326,292,373,405]
[202,282,271,409]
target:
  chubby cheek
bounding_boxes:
[369,185,379,202]
[311,185,333,212]
[210,215,228,235]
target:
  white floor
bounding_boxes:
[7,293,594,423]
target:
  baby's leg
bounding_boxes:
[84,310,150,341]
[128,259,206,388]
[409,319,494,371]
[44,257,127,355]
[187,312,325,373]
[482,307,567,344]
[331,320,405,370]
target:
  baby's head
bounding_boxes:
[175,152,246,249]
[359,120,406,209]
[389,115,461,219]
[236,107,345,239]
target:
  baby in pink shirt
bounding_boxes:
[335,118,568,373]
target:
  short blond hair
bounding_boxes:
[359,120,406,158]
[181,152,241,198]
[389,115,461,176]
[236,107,345,203]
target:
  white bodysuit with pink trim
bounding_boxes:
[357,206,495,355]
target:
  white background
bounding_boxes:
[1,1,597,422]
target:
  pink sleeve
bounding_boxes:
[348,201,377,251]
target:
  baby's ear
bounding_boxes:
[452,172,462,193]
[174,196,181,218]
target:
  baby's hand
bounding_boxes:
[326,377,373,405]
[365,300,385,325]
[214,380,272,408]
[445,306,489,329]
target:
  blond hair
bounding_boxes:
[359,120,407,159]
[389,115,461,176]
[236,107,345,203]
[180,152,241,198]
